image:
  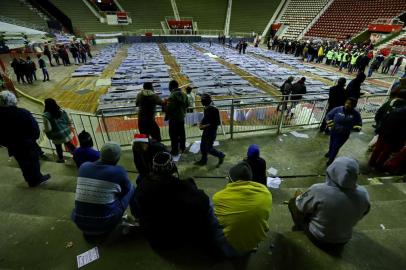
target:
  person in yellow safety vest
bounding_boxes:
[335,50,343,67]
[339,50,349,71]
[317,46,324,63]
[326,49,334,65]
[349,52,359,73]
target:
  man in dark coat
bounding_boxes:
[346,72,366,100]
[320,77,347,133]
[165,80,189,156]
[136,82,163,141]
[0,91,50,187]
[195,94,225,166]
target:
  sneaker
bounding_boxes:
[194,160,207,166]
[39,174,51,185]
[56,158,65,163]
[29,174,51,187]
[217,155,225,167]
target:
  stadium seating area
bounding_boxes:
[278,0,330,39]
[0,0,49,30]
[305,0,406,40]
[176,0,227,30]
[229,0,282,34]
[49,0,124,34]
[119,0,174,30]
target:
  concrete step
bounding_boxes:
[0,185,75,219]
[270,183,406,204]
[268,199,406,233]
[0,165,138,193]
[271,229,406,270]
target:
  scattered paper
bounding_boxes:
[65,241,74,248]
[267,167,278,176]
[77,247,100,268]
[172,154,181,162]
[359,132,365,135]
[283,134,287,137]
[380,224,386,230]
[290,131,309,139]
[213,141,220,147]
[189,141,201,154]
[267,177,282,189]
[278,138,283,142]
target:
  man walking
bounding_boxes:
[195,94,225,166]
[37,54,50,82]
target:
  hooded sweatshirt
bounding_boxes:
[295,157,370,243]
[166,89,189,122]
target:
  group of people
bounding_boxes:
[9,40,92,84]
[68,130,370,257]
[267,37,405,77]
[136,80,225,166]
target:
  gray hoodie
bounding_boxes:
[295,157,370,243]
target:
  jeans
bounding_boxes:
[200,130,224,163]
[41,68,49,81]
[327,131,350,163]
[169,120,186,155]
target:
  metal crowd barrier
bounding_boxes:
[33,94,389,153]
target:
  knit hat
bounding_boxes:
[0,91,17,107]
[247,144,260,158]
[100,141,121,164]
[229,161,253,181]
[133,134,149,143]
[152,152,176,175]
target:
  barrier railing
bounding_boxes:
[32,94,388,153]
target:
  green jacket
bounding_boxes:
[166,89,189,122]
[350,53,359,65]
[43,110,72,144]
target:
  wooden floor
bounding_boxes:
[2,43,394,115]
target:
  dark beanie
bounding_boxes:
[229,162,253,181]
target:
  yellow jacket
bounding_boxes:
[213,181,272,254]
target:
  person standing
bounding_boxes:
[382,54,395,74]
[136,82,163,142]
[43,44,54,66]
[43,98,76,163]
[186,86,196,113]
[391,56,403,76]
[242,41,248,54]
[346,72,366,100]
[23,57,33,84]
[166,80,189,156]
[51,45,60,65]
[320,78,347,133]
[276,76,294,111]
[325,98,362,166]
[37,54,50,82]
[195,94,225,166]
[289,77,307,116]
[0,91,50,187]
[70,43,79,65]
